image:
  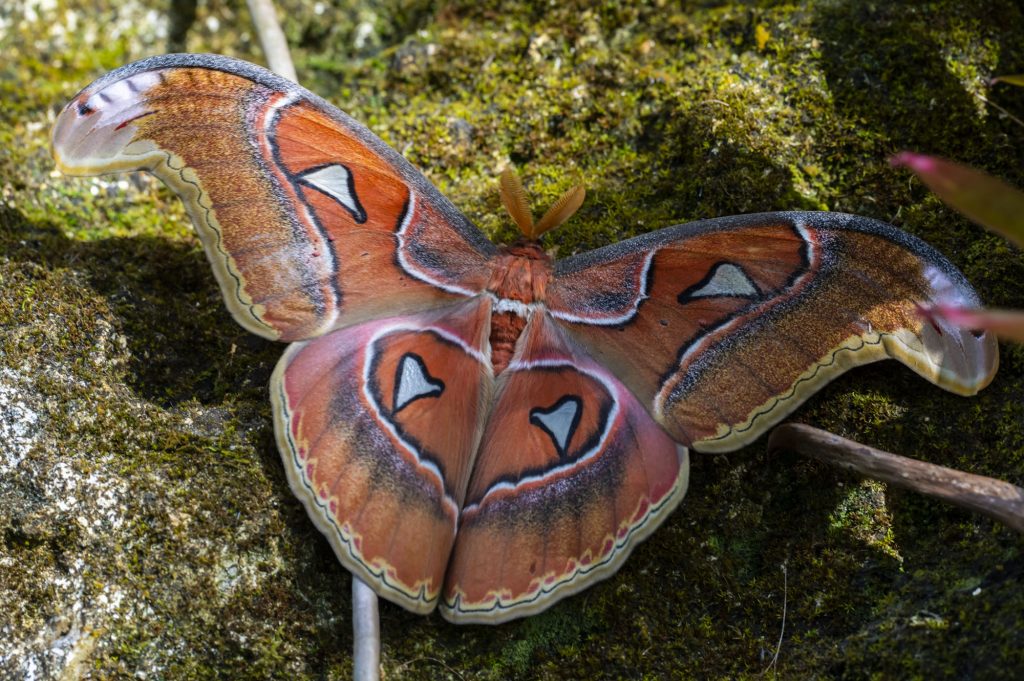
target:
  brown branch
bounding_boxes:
[975,91,1024,130]
[767,423,1024,534]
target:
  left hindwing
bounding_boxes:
[271,299,493,614]
[545,211,998,452]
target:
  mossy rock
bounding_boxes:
[2,0,1023,678]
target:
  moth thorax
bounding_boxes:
[486,246,552,303]
[484,245,550,375]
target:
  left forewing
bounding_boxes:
[546,211,998,452]
[52,54,495,341]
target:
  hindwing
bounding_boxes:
[271,300,492,611]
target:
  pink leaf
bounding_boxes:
[890,152,1024,248]
[922,304,1024,343]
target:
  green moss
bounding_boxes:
[3,0,1024,678]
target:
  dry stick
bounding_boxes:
[352,577,381,680]
[975,91,1024,131]
[246,0,298,82]
[768,423,1024,534]
[244,4,379,680]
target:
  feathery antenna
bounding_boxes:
[499,167,585,240]
[499,168,534,235]
[534,184,586,237]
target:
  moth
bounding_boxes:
[52,54,997,625]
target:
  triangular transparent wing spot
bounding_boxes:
[529,396,582,459]
[298,163,368,223]
[680,262,760,301]
[394,353,445,413]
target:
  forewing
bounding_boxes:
[271,299,493,613]
[52,54,496,342]
[442,312,689,624]
[546,211,998,452]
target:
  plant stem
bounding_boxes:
[246,0,297,82]
[352,576,381,681]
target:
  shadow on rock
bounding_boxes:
[811,1,1024,220]
[0,203,279,407]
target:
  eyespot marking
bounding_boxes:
[678,262,760,302]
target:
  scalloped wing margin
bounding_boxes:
[270,299,493,613]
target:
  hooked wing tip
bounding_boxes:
[51,69,165,176]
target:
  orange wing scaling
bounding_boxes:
[52,56,999,627]
[443,312,688,623]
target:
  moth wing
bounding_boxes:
[52,54,497,342]
[271,299,493,613]
[442,312,689,624]
[545,211,998,452]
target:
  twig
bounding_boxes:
[768,424,1024,534]
[975,91,1024,130]
[352,576,381,681]
[246,0,297,82]
[245,6,379,678]
[762,562,787,678]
